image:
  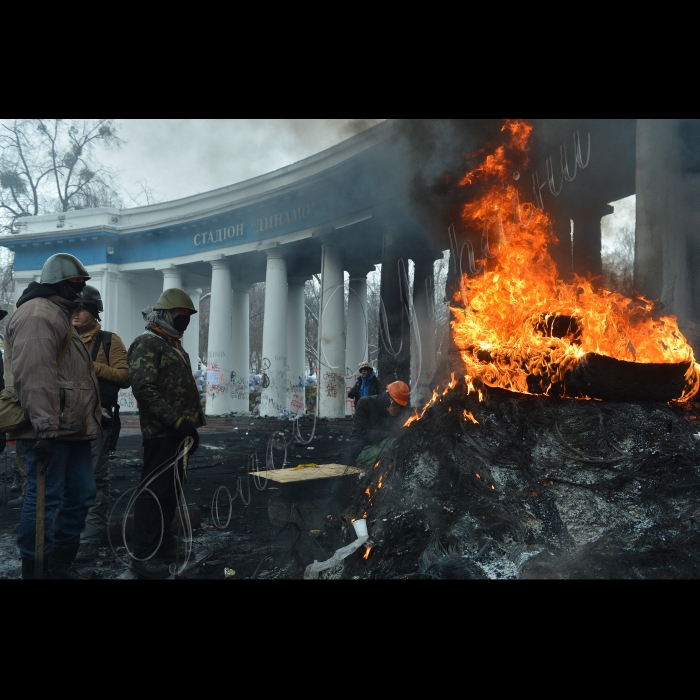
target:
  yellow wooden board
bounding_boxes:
[252,464,364,483]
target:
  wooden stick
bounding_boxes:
[34,462,47,579]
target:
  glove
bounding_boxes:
[174,418,199,455]
[33,438,58,468]
[0,437,6,456]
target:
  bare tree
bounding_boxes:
[125,178,165,207]
[304,276,321,375]
[366,266,382,368]
[602,226,635,296]
[0,119,123,234]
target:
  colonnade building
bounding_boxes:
[4,120,444,416]
[8,118,686,416]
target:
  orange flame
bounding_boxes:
[463,409,479,424]
[403,387,440,427]
[363,546,372,560]
[449,119,700,401]
[442,372,457,397]
[378,476,383,489]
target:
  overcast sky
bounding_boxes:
[99,119,384,205]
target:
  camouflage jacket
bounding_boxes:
[128,329,205,440]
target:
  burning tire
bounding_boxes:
[565,354,691,402]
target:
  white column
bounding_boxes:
[412,258,438,407]
[183,287,201,373]
[287,277,307,416]
[110,271,138,413]
[230,282,251,414]
[104,269,134,345]
[161,265,183,292]
[317,239,346,418]
[96,271,109,324]
[260,250,288,417]
[206,259,235,416]
[345,272,369,415]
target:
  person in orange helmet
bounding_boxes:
[345,381,410,465]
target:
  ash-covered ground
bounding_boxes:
[2,389,700,580]
[343,383,700,580]
[0,416,359,580]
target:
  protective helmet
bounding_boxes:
[358,362,374,372]
[155,288,197,314]
[386,381,410,406]
[40,253,90,284]
[81,285,104,312]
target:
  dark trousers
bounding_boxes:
[80,425,112,546]
[18,440,96,560]
[133,435,184,558]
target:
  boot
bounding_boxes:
[10,472,22,492]
[130,557,171,579]
[21,558,38,580]
[74,542,99,564]
[48,545,87,580]
[157,536,178,563]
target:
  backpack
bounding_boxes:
[91,331,120,409]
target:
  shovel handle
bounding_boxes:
[34,461,47,579]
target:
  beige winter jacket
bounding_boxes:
[4,296,102,440]
[77,319,130,420]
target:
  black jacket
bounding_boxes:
[350,393,402,447]
[347,374,383,408]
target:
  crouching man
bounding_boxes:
[74,286,131,563]
[127,288,205,578]
[5,254,101,579]
[344,381,410,469]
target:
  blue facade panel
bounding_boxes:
[5,149,392,271]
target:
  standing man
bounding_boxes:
[4,254,101,579]
[128,288,204,578]
[347,362,383,410]
[73,286,130,564]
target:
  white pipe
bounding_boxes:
[304,519,369,580]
